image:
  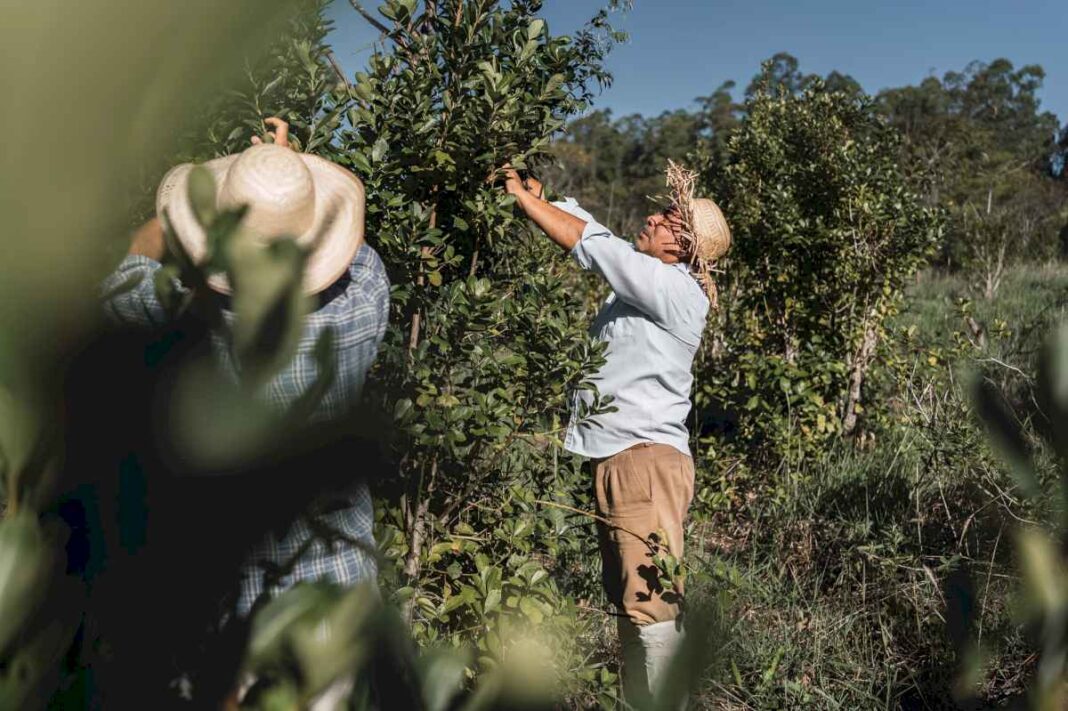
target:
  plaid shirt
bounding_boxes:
[101,244,389,615]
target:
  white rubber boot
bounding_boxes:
[639,619,686,709]
[619,619,651,708]
[619,618,686,709]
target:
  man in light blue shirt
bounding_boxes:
[501,164,731,705]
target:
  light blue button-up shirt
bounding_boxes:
[556,199,709,460]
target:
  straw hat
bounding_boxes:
[690,198,732,264]
[664,160,731,305]
[156,144,366,294]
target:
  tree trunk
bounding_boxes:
[982,242,1006,300]
[401,456,437,622]
[403,496,430,580]
[407,205,438,355]
[842,320,879,436]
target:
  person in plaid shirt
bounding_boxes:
[101,118,389,617]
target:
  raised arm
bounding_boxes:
[501,168,684,325]
[502,168,586,252]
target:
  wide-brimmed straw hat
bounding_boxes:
[665,160,731,305]
[156,144,366,295]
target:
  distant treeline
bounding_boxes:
[546,53,1068,291]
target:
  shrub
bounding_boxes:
[695,77,943,467]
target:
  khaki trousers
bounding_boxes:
[593,443,695,626]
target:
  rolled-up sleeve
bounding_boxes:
[100,255,170,328]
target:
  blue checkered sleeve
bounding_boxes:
[100,255,175,328]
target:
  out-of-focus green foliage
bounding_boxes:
[0,2,305,704]
[955,322,1068,710]
[236,577,722,711]
[0,0,299,379]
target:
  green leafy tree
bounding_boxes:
[126,0,345,225]
[743,52,861,101]
[877,59,1067,290]
[331,0,626,678]
[692,80,743,171]
[743,51,805,99]
[191,0,347,159]
[546,54,862,242]
[697,76,943,464]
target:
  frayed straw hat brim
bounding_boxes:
[664,160,731,306]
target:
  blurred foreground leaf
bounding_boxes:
[974,376,1040,497]
[0,0,296,375]
[0,513,64,656]
[418,647,470,711]
[228,236,312,389]
[168,361,281,471]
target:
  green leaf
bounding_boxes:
[350,151,372,174]
[1017,529,1068,613]
[974,377,1039,497]
[518,596,544,624]
[442,594,467,614]
[483,588,502,614]
[526,19,545,41]
[0,388,42,506]
[417,648,470,711]
[378,3,397,21]
[394,398,414,421]
[372,137,389,163]
[227,235,312,388]
[187,165,217,227]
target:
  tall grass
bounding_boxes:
[682,264,1068,708]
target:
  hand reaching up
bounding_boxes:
[251,117,291,149]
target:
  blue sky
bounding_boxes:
[325,0,1067,124]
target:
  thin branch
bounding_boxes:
[324,49,351,89]
[348,0,390,35]
[975,357,1031,380]
[534,499,655,551]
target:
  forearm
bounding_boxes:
[128,217,166,261]
[512,189,586,251]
